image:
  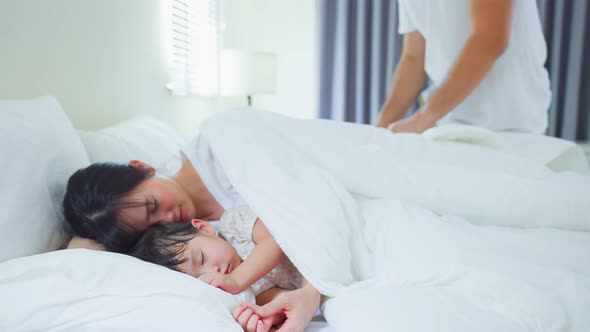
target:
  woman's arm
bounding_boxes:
[255,287,289,306]
[199,218,285,294]
[235,279,321,332]
[233,287,288,332]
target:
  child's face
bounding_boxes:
[178,220,242,278]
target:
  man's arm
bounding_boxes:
[375,31,427,128]
[390,0,515,133]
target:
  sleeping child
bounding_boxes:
[130,205,302,297]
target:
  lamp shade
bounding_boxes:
[219,49,277,96]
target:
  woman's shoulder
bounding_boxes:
[66,236,105,251]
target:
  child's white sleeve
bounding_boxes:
[250,277,276,296]
[221,206,259,241]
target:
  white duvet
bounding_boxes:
[198,110,590,331]
[1,110,589,332]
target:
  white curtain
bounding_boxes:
[166,0,220,96]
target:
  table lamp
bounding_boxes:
[219,49,277,106]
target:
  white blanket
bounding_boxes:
[198,110,590,331]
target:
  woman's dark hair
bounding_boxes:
[129,223,199,271]
[62,162,151,253]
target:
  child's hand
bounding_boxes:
[199,271,243,294]
[232,302,279,332]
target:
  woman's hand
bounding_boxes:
[241,282,321,332]
[232,303,284,332]
[199,271,242,294]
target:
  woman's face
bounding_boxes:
[119,176,196,231]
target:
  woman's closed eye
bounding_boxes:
[149,199,159,214]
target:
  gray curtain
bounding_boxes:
[318,0,590,140]
[317,0,408,123]
[538,0,590,140]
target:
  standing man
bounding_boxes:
[375,0,551,134]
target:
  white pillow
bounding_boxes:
[0,96,89,262]
[0,249,253,331]
[79,115,187,176]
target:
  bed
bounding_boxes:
[0,96,333,331]
[1,96,589,332]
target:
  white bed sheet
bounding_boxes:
[305,320,334,332]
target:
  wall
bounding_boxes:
[0,0,219,138]
[222,0,319,119]
[0,0,318,137]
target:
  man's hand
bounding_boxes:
[199,271,243,294]
[376,31,427,128]
[388,108,438,133]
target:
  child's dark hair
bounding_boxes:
[62,162,151,253]
[129,223,199,271]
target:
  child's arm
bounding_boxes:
[231,218,285,289]
[199,218,285,294]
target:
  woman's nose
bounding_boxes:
[160,210,174,223]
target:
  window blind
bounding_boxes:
[167,0,220,96]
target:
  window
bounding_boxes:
[166,0,220,96]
